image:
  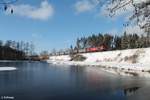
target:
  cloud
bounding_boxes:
[107,29,119,35]
[74,0,148,17]
[11,0,54,20]
[31,33,43,39]
[74,0,100,14]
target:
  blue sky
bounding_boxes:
[0,0,126,52]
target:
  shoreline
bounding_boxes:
[47,60,150,77]
[0,60,46,62]
[47,47,150,77]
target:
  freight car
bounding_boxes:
[72,44,108,54]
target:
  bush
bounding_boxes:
[124,54,138,63]
[70,54,86,61]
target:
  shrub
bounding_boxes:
[70,54,86,61]
[124,54,138,63]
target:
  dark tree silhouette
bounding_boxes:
[0,40,36,60]
[74,32,150,52]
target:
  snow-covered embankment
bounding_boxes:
[48,48,150,77]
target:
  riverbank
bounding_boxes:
[47,47,150,77]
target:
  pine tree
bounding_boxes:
[121,32,128,49]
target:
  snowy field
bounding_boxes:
[48,48,150,77]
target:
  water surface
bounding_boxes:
[0,61,150,100]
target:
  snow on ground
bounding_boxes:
[47,48,150,77]
[49,55,70,62]
[0,67,17,71]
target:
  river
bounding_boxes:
[0,61,150,100]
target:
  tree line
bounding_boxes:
[51,32,150,56]
[74,32,150,51]
[0,40,34,60]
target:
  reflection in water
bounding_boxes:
[0,62,150,100]
[115,86,140,98]
[124,87,140,96]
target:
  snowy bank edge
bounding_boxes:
[47,60,150,77]
[0,67,17,71]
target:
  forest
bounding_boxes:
[0,40,34,60]
[74,32,150,51]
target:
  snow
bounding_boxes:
[49,55,70,62]
[0,67,17,71]
[47,48,150,77]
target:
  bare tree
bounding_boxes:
[29,42,35,56]
[99,0,150,31]
[0,0,18,13]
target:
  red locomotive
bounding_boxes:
[86,44,108,52]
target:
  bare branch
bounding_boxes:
[0,0,18,5]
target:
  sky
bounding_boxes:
[0,0,141,53]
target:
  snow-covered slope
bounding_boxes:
[49,48,150,64]
[83,48,150,64]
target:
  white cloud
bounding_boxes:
[31,33,43,39]
[74,0,100,14]
[74,0,149,17]
[108,29,119,35]
[11,0,54,20]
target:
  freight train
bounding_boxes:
[51,44,108,56]
[73,44,108,54]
